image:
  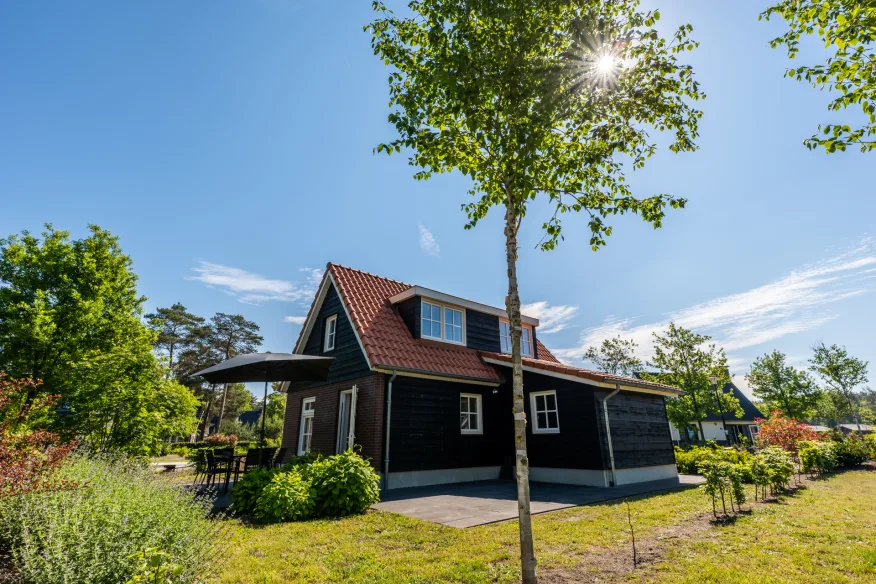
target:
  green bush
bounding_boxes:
[231,467,278,515]
[865,434,876,460]
[698,457,746,518]
[758,446,794,491]
[798,440,837,475]
[308,449,381,517]
[0,454,226,584]
[674,445,753,476]
[832,433,869,467]
[256,469,315,522]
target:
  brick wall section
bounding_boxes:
[281,373,385,471]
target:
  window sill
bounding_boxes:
[460,430,483,435]
[532,429,560,435]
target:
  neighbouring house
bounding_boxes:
[837,423,874,435]
[279,263,683,490]
[666,381,764,445]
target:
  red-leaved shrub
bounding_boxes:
[203,433,238,448]
[0,374,77,497]
[755,410,823,453]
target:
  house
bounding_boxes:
[280,263,683,490]
[837,423,874,435]
[666,381,764,445]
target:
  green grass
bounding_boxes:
[217,468,876,583]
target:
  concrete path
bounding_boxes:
[373,475,704,528]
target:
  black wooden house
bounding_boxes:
[280,263,682,489]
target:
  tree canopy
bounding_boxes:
[762,0,876,152]
[809,341,869,430]
[647,323,742,440]
[583,336,644,376]
[745,350,821,420]
[0,225,198,454]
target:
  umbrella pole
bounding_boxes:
[260,380,268,449]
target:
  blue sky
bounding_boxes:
[2,1,874,398]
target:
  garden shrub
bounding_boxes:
[674,445,753,476]
[798,440,837,475]
[748,454,771,501]
[307,449,381,517]
[202,433,238,448]
[231,467,278,515]
[866,434,876,460]
[255,468,315,522]
[830,432,869,467]
[755,411,822,453]
[0,454,227,584]
[758,446,794,492]
[698,456,746,518]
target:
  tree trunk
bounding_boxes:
[504,204,538,584]
[218,383,229,430]
[199,394,214,441]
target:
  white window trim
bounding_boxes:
[323,314,337,352]
[530,390,560,434]
[421,299,466,346]
[460,393,483,435]
[298,397,316,455]
[500,319,533,357]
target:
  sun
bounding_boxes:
[596,54,616,74]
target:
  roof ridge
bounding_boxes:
[327,262,412,288]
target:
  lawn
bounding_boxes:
[217,467,876,583]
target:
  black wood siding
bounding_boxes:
[466,310,501,352]
[518,371,606,470]
[301,284,370,385]
[594,392,675,468]
[388,376,506,472]
[397,296,420,339]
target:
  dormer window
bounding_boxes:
[500,321,532,357]
[421,299,465,345]
[324,314,337,351]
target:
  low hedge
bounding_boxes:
[674,445,753,475]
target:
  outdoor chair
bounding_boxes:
[273,447,288,467]
[233,447,277,483]
[203,449,232,488]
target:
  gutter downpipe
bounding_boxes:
[603,384,621,487]
[383,369,397,491]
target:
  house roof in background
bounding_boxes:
[703,381,764,422]
[482,352,684,396]
[238,410,261,425]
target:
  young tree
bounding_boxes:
[647,323,742,440]
[583,337,644,376]
[745,350,821,420]
[145,303,206,376]
[761,0,876,152]
[367,2,704,579]
[809,341,869,432]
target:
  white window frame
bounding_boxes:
[421,299,466,345]
[323,314,337,352]
[500,320,533,357]
[298,397,316,455]
[460,393,483,435]
[530,390,560,434]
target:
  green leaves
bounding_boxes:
[762,0,876,152]
[367,0,703,250]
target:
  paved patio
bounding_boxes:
[373,475,704,528]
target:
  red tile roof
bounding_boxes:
[297,263,680,393]
[480,351,682,394]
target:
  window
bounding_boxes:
[298,397,315,454]
[460,393,482,434]
[500,321,533,357]
[323,314,337,351]
[422,301,442,339]
[421,299,465,344]
[530,391,559,433]
[445,307,463,343]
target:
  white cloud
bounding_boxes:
[283,316,307,325]
[551,237,876,367]
[188,262,322,305]
[418,223,440,257]
[521,301,579,334]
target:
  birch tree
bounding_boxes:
[367,2,703,580]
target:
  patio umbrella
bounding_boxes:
[195,352,334,446]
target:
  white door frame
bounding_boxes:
[336,386,358,453]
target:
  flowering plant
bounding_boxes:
[755,410,822,453]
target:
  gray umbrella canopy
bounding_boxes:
[194,353,334,384]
